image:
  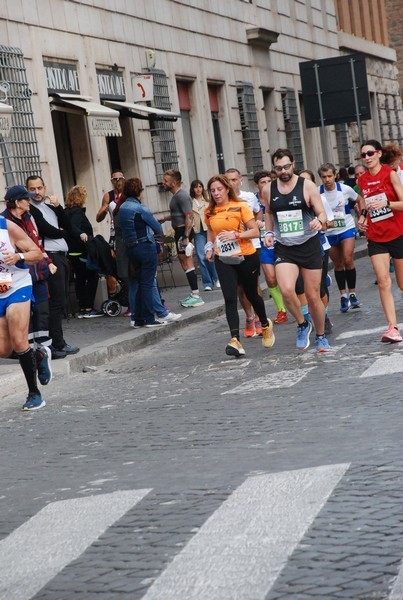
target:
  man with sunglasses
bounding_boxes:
[96,170,125,248]
[262,149,331,352]
[318,163,363,313]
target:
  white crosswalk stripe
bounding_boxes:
[336,323,403,340]
[142,464,349,600]
[0,489,151,600]
[221,367,315,395]
[360,353,403,378]
[389,560,403,599]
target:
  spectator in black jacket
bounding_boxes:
[27,176,79,357]
[65,186,102,318]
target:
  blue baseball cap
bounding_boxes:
[4,185,36,202]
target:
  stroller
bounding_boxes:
[87,235,129,317]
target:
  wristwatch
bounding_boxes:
[18,253,25,262]
[386,200,391,208]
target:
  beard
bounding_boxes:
[279,173,292,182]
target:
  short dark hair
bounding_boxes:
[361,139,382,151]
[271,148,293,164]
[225,168,241,176]
[164,170,182,184]
[26,175,45,187]
[123,177,144,198]
[318,162,336,176]
[347,166,355,176]
[253,170,272,184]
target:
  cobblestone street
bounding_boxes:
[1,256,403,599]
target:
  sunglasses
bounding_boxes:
[274,163,292,173]
[111,177,125,182]
[360,150,378,159]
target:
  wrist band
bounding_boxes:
[361,209,368,217]
[204,241,214,253]
[264,231,274,237]
[234,231,240,240]
[316,217,323,226]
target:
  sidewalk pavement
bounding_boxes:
[0,237,368,401]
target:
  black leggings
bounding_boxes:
[215,253,268,339]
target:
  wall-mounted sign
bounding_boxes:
[88,116,122,137]
[0,102,13,136]
[96,69,126,101]
[132,75,153,102]
[44,61,80,94]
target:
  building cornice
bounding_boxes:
[338,31,397,63]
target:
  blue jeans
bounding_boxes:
[194,231,218,288]
[128,277,168,321]
[152,281,168,318]
[127,242,158,324]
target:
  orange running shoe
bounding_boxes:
[274,310,288,323]
[254,319,262,336]
[244,317,256,338]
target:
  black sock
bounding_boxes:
[17,348,39,395]
[334,269,346,292]
[345,268,356,291]
[186,269,198,293]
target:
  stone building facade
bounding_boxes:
[385,0,403,98]
[0,0,402,231]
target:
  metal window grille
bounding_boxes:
[335,123,351,167]
[236,82,263,176]
[145,68,178,183]
[0,45,41,187]
[281,88,303,171]
[393,95,403,147]
[384,95,394,143]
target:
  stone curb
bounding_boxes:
[0,302,226,400]
[0,239,368,400]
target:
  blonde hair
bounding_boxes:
[66,185,87,208]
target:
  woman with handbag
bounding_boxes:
[204,174,275,357]
[65,186,102,318]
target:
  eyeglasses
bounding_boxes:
[360,151,377,159]
[273,163,292,173]
[111,177,125,182]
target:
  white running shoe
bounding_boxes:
[164,312,182,322]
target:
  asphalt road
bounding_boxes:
[1,254,403,599]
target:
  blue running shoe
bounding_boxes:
[35,346,52,386]
[316,336,332,353]
[326,274,332,288]
[340,296,350,312]
[22,392,46,411]
[349,293,361,309]
[296,320,312,351]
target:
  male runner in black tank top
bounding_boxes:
[262,148,331,353]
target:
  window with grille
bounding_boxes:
[145,68,179,184]
[0,45,41,187]
[335,123,351,167]
[237,82,263,176]
[281,88,303,171]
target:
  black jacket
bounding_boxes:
[29,202,70,241]
[64,206,94,254]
